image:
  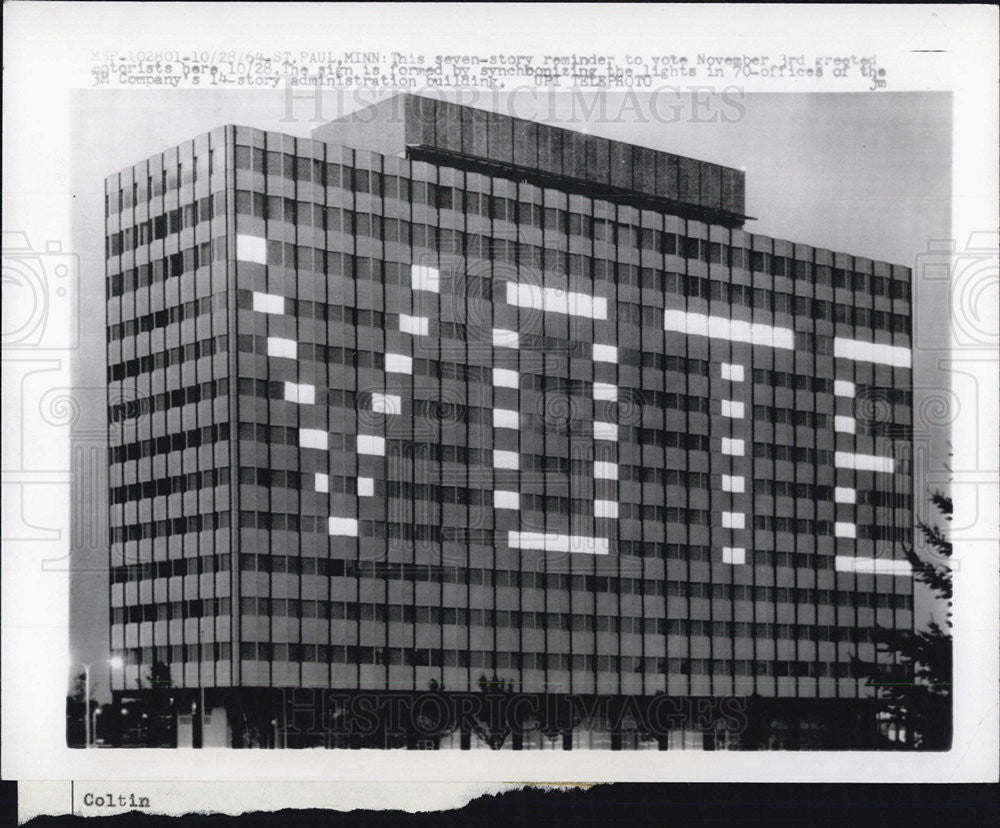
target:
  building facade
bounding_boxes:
[104,94,914,748]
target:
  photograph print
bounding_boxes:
[67,87,953,752]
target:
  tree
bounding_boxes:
[65,670,97,747]
[472,673,516,749]
[853,491,952,750]
[148,660,173,689]
[143,661,176,747]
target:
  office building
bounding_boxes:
[104,93,915,748]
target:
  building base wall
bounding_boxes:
[112,688,898,750]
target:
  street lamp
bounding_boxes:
[80,656,123,748]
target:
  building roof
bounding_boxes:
[313,93,750,228]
